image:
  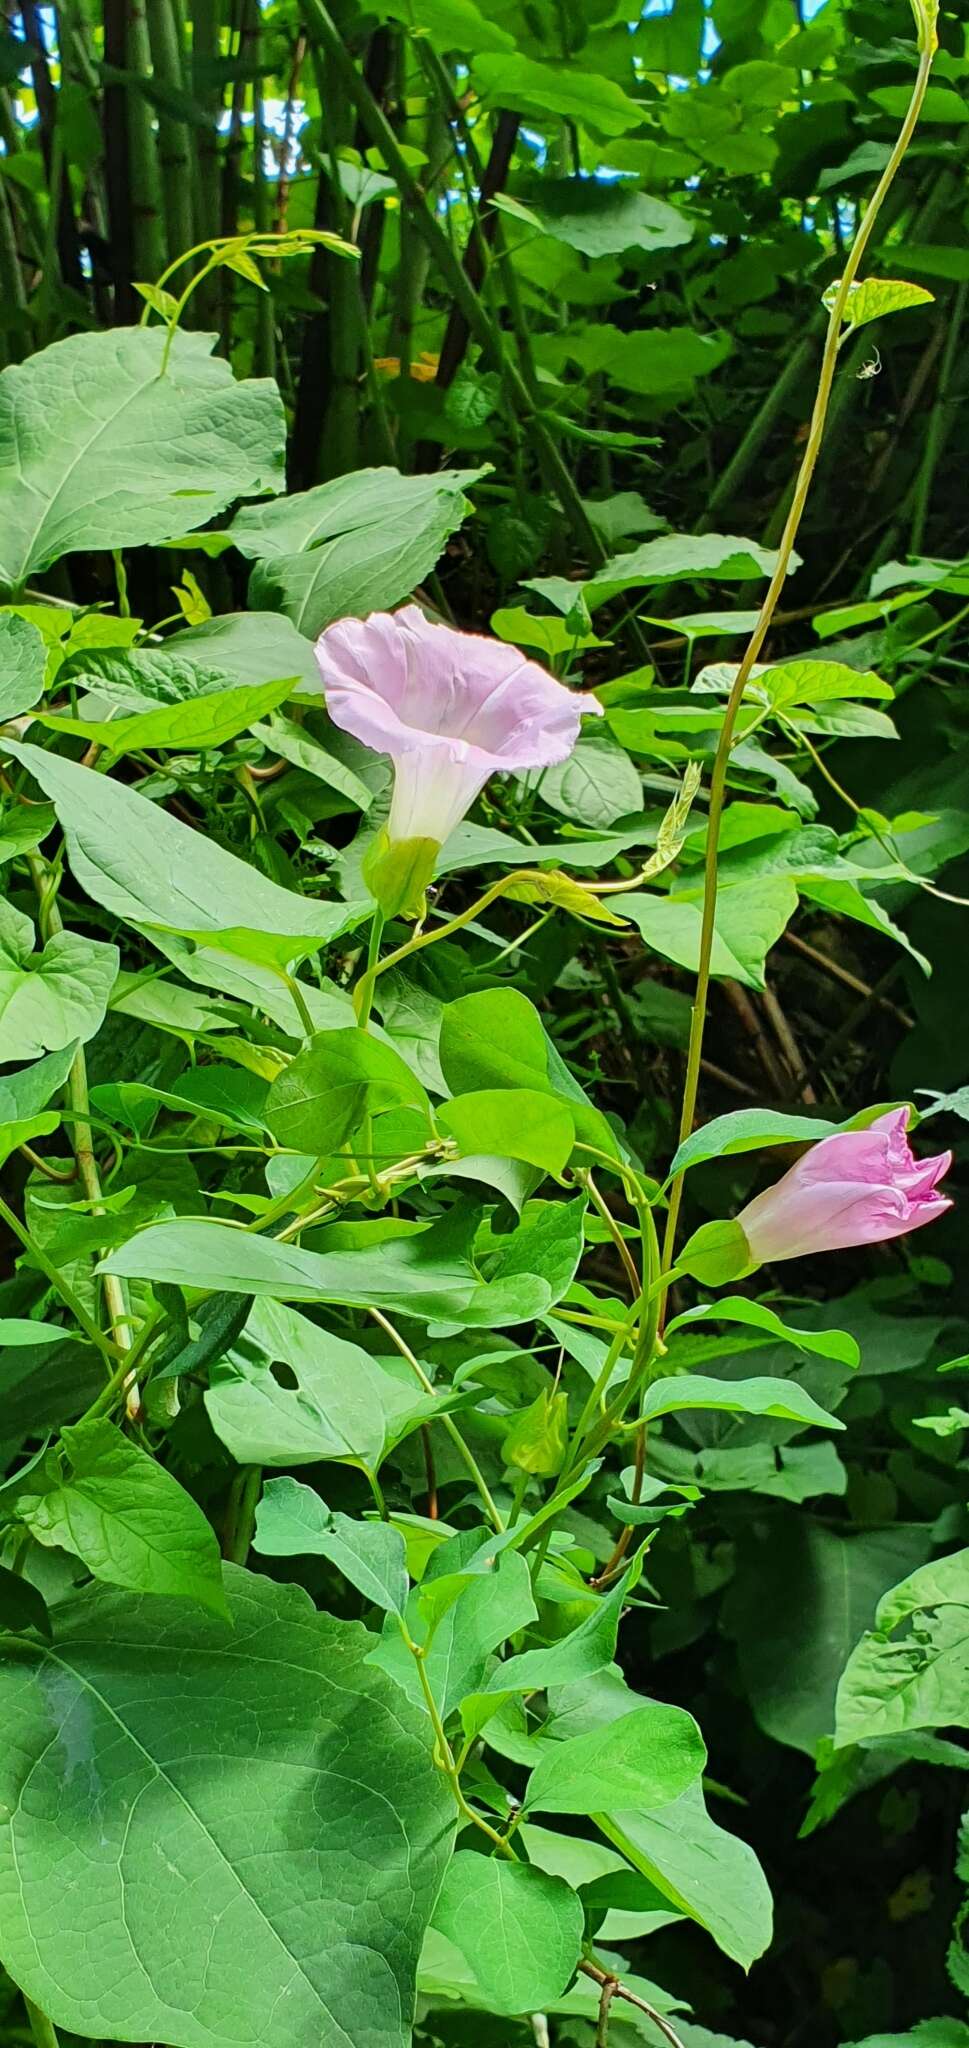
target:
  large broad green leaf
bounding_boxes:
[598,1783,772,1969]
[0,1569,454,2048]
[547,325,732,400]
[228,466,484,639]
[835,1547,969,1748]
[523,1702,706,1817]
[103,1198,586,1327]
[379,0,515,54]
[430,1857,584,2016]
[725,1522,932,1755]
[0,612,47,717]
[471,54,643,134]
[649,1438,846,1506]
[0,327,284,589]
[7,742,363,965]
[14,1418,227,1616]
[616,876,798,989]
[0,900,117,1063]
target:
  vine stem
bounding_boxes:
[368,1307,504,1533]
[661,27,937,1281]
[402,1626,517,1856]
[23,1998,60,2048]
[580,1961,688,2048]
[354,907,386,1029]
[24,851,140,1412]
[0,1192,115,1371]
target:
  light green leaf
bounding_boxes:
[229,466,484,639]
[41,674,296,756]
[204,1299,395,1470]
[471,54,644,135]
[666,1298,860,1367]
[797,877,932,975]
[828,280,937,340]
[0,1569,453,2048]
[761,658,894,707]
[71,611,322,705]
[371,1548,537,1718]
[523,1701,706,1817]
[481,1570,633,1697]
[264,1028,429,1154]
[0,1042,76,1165]
[255,1482,407,1615]
[870,83,966,124]
[439,985,617,1156]
[103,1199,586,1328]
[14,1419,227,1615]
[598,1782,772,1968]
[0,328,284,588]
[431,1856,584,2014]
[380,0,515,52]
[835,1547,969,1747]
[521,178,693,258]
[253,1472,340,1552]
[0,800,56,865]
[669,1103,896,1176]
[588,531,791,603]
[526,722,643,829]
[7,741,364,964]
[251,714,372,811]
[0,899,117,1063]
[640,1373,843,1431]
[615,876,798,989]
[438,1088,575,1176]
[503,1387,569,1475]
[0,612,47,717]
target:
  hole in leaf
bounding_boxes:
[269,1358,299,1391]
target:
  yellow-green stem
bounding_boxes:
[661,33,936,1283]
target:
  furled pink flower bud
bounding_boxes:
[736,1109,952,1265]
[314,605,601,913]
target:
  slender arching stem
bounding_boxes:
[368,1307,505,1533]
[661,30,937,1282]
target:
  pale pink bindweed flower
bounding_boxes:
[314,605,601,913]
[737,1108,952,1265]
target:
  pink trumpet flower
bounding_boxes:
[737,1108,952,1265]
[314,605,602,914]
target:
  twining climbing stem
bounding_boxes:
[660,21,938,1280]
